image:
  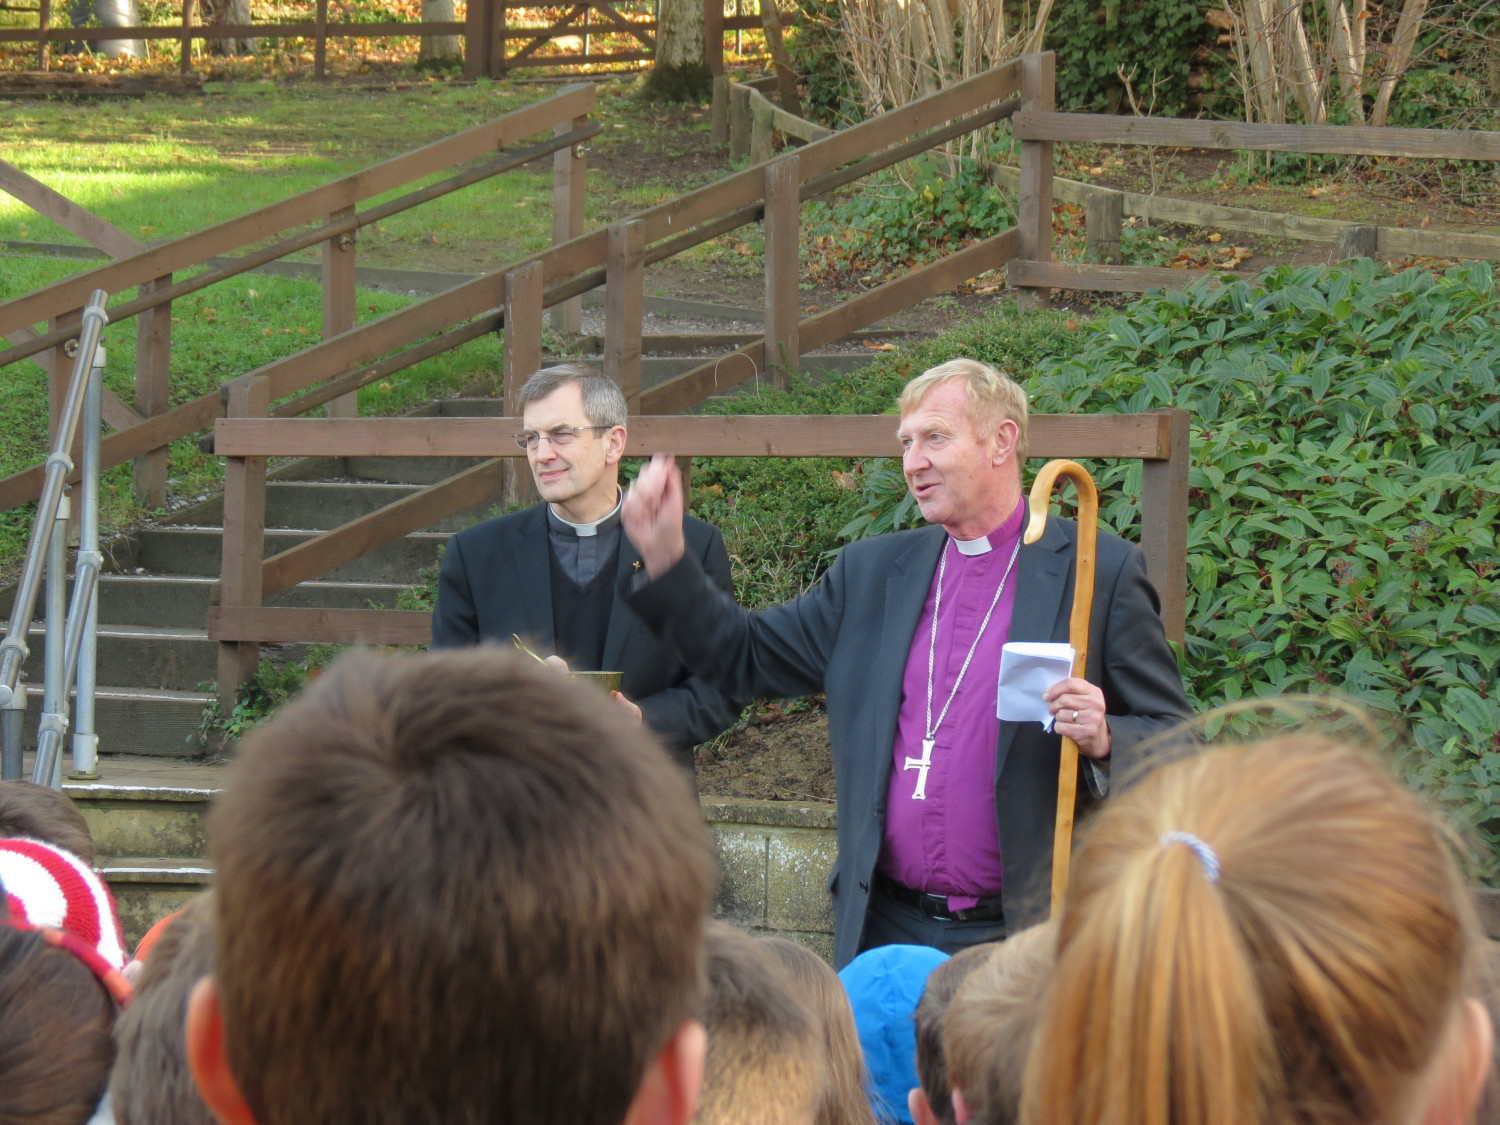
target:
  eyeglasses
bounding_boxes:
[513,425,613,451]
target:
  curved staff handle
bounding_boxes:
[1023,459,1099,917]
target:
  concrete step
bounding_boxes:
[24,684,211,758]
[101,857,213,948]
[0,575,414,628]
[121,527,448,584]
[67,776,215,861]
[163,480,492,534]
[26,622,232,693]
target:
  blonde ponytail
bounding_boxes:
[1022,737,1478,1125]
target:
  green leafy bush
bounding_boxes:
[1015,262,1499,879]
[1043,0,1214,116]
[784,0,860,125]
[805,158,1018,284]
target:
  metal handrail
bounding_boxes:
[0,288,107,785]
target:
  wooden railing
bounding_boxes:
[0,0,764,79]
[207,409,1191,705]
[1001,53,1500,305]
[0,83,596,509]
[171,57,1036,698]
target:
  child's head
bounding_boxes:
[0,922,119,1125]
[696,923,826,1125]
[112,894,216,1125]
[1025,735,1493,1125]
[0,780,94,863]
[943,923,1055,1125]
[910,944,998,1125]
[759,936,876,1125]
[189,648,716,1125]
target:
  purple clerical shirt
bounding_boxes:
[877,500,1025,910]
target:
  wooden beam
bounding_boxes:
[209,606,433,645]
[0,160,143,258]
[763,155,800,388]
[101,389,144,433]
[1012,110,1500,161]
[1016,52,1056,313]
[261,458,506,598]
[605,220,644,410]
[217,376,268,710]
[1140,408,1190,644]
[1008,260,1220,293]
[0,85,596,336]
[133,274,171,507]
[215,412,1175,461]
[502,261,541,509]
[550,113,587,336]
[322,207,359,418]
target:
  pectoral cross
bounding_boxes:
[904,738,935,800]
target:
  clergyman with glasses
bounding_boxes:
[431,364,740,770]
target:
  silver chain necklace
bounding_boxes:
[904,536,1022,800]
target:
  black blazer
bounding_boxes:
[432,504,741,765]
[627,518,1191,966]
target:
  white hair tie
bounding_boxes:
[1159,831,1221,884]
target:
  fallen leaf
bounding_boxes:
[863,341,897,351]
[1208,232,1222,242]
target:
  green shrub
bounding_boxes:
[784,0,859,125]
[1043,0,1214,116]
[805,157,1018,284]
[990,262,1498,878]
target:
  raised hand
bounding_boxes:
[622,453,687,579]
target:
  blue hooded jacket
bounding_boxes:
[838,945,951,1125]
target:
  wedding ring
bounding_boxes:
[1072,709,1079,723]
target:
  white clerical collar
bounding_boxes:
[951,533,994,556]
[548,489,623,538]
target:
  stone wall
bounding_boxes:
[704,798,837,960]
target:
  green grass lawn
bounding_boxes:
[0,251,503,575]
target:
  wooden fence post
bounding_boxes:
[314,0,329,79]
[48,308,81,462]
[1140,407,1189,645]
[1085,190,1123,265]
[764,154,800,389]
[133,276,171,508]
[1337,224,1378,260]
[550,116,587,337]
[503,262,542,508]
[605,220,644,412]
[322,208,359,419]
[217,375,269,716]
[1017,51,1056,312]
[37,0,50,70]
[179,0,195,75]
[750,96,774,164]
[729,83,751,162]
[463,0,492,77]
[494,0,509,77]
[706,0,727,142]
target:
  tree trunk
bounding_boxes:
[641,0,712,101]
[201,0,257,54]
[419,0,462,67]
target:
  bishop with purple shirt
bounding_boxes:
[623,360,1191,966]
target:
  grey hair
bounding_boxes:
[516,364,628,430]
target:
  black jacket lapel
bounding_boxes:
[508,505,557,652]
[601,532,643,672]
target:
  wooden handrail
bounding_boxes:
[1012,109,1500,162]
[209,410,1192,647]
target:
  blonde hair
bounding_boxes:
[898,359,1029,461]
[758,937,876,1125]
[1023,736,1483,1125]
[696,923,825,1125]
[945,923,1055,1125]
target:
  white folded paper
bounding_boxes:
[997,642,1077,731]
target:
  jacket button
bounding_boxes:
[858,881,869,892]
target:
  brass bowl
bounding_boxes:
[571,670,624,694]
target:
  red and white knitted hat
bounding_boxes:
[0,836,127,970]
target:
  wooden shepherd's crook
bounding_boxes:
[1023,459,1099,917]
